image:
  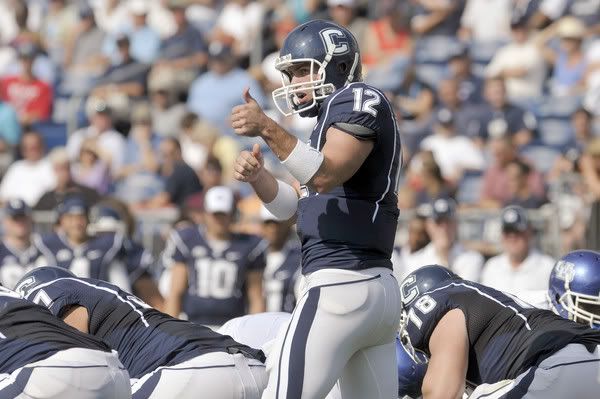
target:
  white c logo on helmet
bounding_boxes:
[320,28,349,55]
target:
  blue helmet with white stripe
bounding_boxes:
[548,250,600,329]
[396,333,428,398]
[400,265,457,308]
[272,19,362,117]
[14,266,76,296]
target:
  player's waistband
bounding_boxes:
[301,267,395,290]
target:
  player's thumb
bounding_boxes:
[252,143,263,161]
[243,87,257,104]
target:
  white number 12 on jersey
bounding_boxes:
[352,87,380,117]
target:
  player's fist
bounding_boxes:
[231,88,270,137]
[234,144,264,183]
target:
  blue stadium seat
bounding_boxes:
[456,171,483,205]
[520,145,560,174]
[414,36,462,64]
[538,119,573,148]
[31,121,68,150]
[535,96,581,119]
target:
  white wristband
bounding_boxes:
[281,139,324,185]
[264,180,298,220]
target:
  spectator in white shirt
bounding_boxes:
[0,130,56,206]
[67,101,126,176]
[485,17,546,101]
[459,0,512,43]
[420,108,485,184]
[410,198,485,282]
[392,210,431,282]
[481,206,556,294]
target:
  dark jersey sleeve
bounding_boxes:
[246,237,268,272]
[122,238,153,283]
[24,278,81,319]
[164,228,191,264]
[325,83,386,141]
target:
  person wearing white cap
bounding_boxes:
[481,205,555,295]
[537,16,588,96]
[162,186,267,328]
[259,205,301,313]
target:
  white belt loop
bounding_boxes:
[233,353,261,399]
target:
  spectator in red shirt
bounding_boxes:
[0,43,52,125]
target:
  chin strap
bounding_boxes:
[345,52,360,86]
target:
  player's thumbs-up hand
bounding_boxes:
[243,87,257,104]
[231,88,270,138]
[234,143,265,183]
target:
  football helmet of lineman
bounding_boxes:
[548,250,600,329]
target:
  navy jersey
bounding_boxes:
[404,278,600,385]
[264,244,301,313]
[0,286,110,374]
[476,103,537,140]
[0,238,42,289]
[20,277,264,379]
[33,231,151,291]
[297,82,401,274]
[163,226,267,325]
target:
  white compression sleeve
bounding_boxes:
[264,180,298,220]
[281,139,324,185]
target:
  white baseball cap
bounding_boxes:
[204,186,234,214]
[327,0,355,7]
[128,0,149,15]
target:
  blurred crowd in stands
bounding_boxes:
[0,0,597,319]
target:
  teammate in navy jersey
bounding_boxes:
[231,19,402,399]
[400,265,600,399]
[16,267,268,399]
[33,196,163,309]
[162,186,267,326]
[0,199,42,288]
[0,285,131,398]
[260,206,301,313]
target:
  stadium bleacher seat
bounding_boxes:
[520,145,561,174]
[31,121,68,150]
[456,171,483,205]
[538,118,573,148]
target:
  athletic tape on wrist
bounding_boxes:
[264,180,298,220]
[281,139,324,185]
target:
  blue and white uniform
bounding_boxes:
[0,286,131,398]
[263,243,301,313]
[0,239,42,289]
[402,272,600,399]
[33,231,151,291]
[161,226,267,326]
[20,276,267,399]
[265,50,402,399]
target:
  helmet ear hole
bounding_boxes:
[338,62,348,74]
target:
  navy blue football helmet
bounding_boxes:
[14,266,76,297]
[396,333,428,398]
[400,265,457,308]
[548,250,600,329]
[272,19,362,117]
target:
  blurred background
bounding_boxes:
[0,0,598,309]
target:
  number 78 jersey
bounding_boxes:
[297,81,402,274]
[161,226,267,326]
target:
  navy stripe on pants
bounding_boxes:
[277,287,320,399]
[0,367,34,399]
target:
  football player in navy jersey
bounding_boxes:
[400,265,600,399]
[0,199,42,288]
[260,205,301,313]
[231,19,402,399]
[162,186,267,327]
[33,196,163,309]
[16,267,267,399]
[0,285,131,398]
